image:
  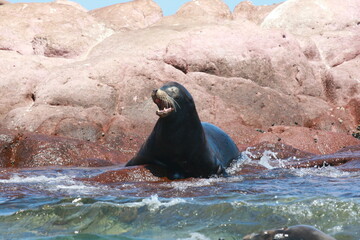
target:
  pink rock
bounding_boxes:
[0,2,112,58]
[345,99,360,127]
[2,104,110,141]
[0,129,129,168]
[0,51,70,120]
[54,0,87,12]
[89,0,163,31]
[157,0,232,26]
[251,126,360,155]
[163,22,322,97]
[0,0,359,162]
[233,1,280,24]
[261,0,360,36]
[311,29,360,67]
[325,56,360,105]
[176,0,232,20]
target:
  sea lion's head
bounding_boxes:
[152,82,195,118]
[243,229,281,240]
[243,225,335,240]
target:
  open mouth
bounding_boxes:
[154,97,175,117]
[152,90,175,118]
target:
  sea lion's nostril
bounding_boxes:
[152,89,158,95]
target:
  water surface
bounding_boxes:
[0,152,359,240]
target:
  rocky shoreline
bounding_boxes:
[0,0,359,169]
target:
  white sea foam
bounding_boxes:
[258,150,277,169]
[0,174,100,195]
[166,178,219,191]
[227,148,287,173]
[177,232,211,240]
[293,166,351,178]
[125,195,186,212]
[0,174,70,184]
[226,153,252,175]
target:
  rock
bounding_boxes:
[0,51,71,120]
[251,126,360,154]
[0,129,129,168]
[325,56,360,105]
[54,0,87,12]
[0,0,9,5]
[286,145,360,169]
[188,73,329,130]
[83,165,168,183]
[0,2,112,58]
[157,0,232,26]
[233,1,280,24]
[89,0,162,31]
[163,22,322,97]
[311,29,360,67]
[346,100,360,129]
[244,142,315,161]
[176,0,232,20]
[0,0,359,167]
[2,104,109,136]
[35,67,119,114]
[261,0,360,36]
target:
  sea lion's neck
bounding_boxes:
[154,111,204,141]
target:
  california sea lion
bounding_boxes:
[126,82,240,179]
[243,225,336,240]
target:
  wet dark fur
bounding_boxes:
[126,82,240,179]
[243,225,336,240]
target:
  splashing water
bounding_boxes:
[0,148,359,239]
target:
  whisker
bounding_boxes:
[167,95,181,112]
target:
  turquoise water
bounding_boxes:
[0,157,359,240]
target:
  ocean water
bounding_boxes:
[0,152,359,240]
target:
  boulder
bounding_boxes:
[322,56,360,107]
[250,126,360,154]
[311,29,360,68]
[175,0,232,20]
[157,0,232,26]
[0,0,9,5]
[54,0,87,12]
[233,1,280,24]
[89,0,163,31]
[0,0,359,169]
[261,0,360,36]
[0,2,112,58]
[0,51,72,120]
[163,22,323,97]
[0,129,130,168]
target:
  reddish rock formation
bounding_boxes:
[175,0,232,21]
[0,129,129,168]
[233,1,280,24]
[0,0,9,5]
[0,0,359,170]
[54,0,87,12]
[0,2,112,58]
[284,145,360,170]
[251,126,360,155]
[89,0,163,31]
[261,0,360,36]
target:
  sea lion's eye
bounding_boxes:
[167,86,180,98]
